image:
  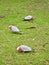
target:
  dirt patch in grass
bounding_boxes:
[0,15,5,18]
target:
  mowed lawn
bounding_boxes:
[0,0,49,65]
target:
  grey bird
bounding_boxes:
[9,25,23,34]
[23,15,33,21]
[17,45,34,52]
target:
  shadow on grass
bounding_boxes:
[9,32,23,35]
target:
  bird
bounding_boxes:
[17,45,34,52]
[23,15,33,21]
[9,25,23,34]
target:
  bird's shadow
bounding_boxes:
[10,32,23,35]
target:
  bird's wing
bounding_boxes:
[12,26,20,32]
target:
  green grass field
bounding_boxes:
[0,0,49,65]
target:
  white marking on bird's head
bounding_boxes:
[17,47,19,50]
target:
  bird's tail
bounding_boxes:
[32,48,35,52]
[18,31,23,34]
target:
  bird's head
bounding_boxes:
[9,25,13,30]
[17,47,23,52]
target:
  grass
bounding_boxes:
[0,0,49,65]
